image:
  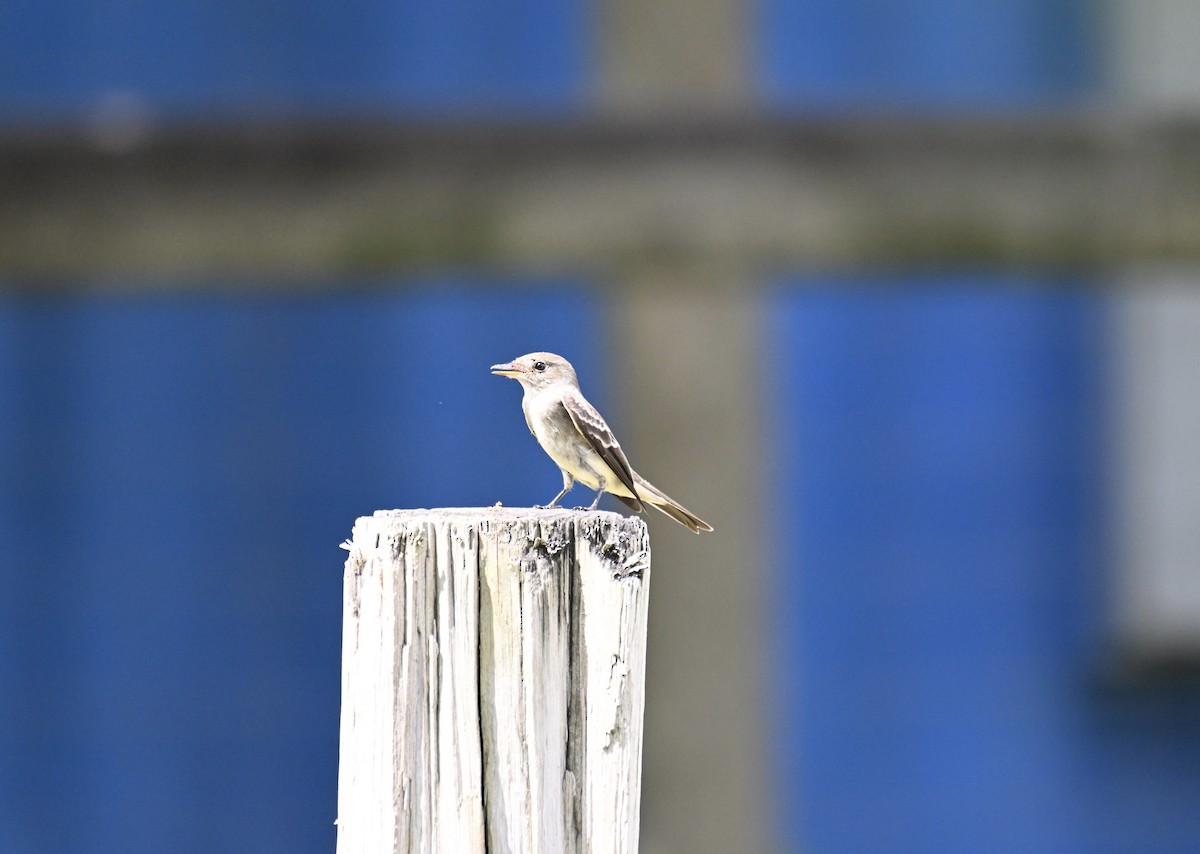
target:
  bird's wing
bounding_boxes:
[611,493,641,511]
[561,389,642,509]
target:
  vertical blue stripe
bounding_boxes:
[0,281,601,853]
[0,0,585,118]
[765,277,1139,852]
[761,0,1095,107]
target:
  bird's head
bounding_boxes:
[490,352,578,390]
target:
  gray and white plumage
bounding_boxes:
[490,352,713,533]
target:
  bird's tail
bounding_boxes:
[617,473,713,533]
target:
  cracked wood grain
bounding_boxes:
[337,507,651,854]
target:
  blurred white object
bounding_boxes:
[1111,0,1200,109]
[1114,272,1200,660]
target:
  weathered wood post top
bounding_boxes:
[337,506,651,854]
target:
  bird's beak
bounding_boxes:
[490,362,523,378]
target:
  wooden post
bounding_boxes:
[336,507,651,854]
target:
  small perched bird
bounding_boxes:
[490,352,713,533]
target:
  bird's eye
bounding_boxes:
[533,361,547,372]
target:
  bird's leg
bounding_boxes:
[586,476,606,511]
[541,471,574,509]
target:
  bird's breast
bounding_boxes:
[522,392,607,487]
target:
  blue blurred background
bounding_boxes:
[4,1,1200,852]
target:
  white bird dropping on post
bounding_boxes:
[490,352,713,533]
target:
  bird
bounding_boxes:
[490,352,713,533]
